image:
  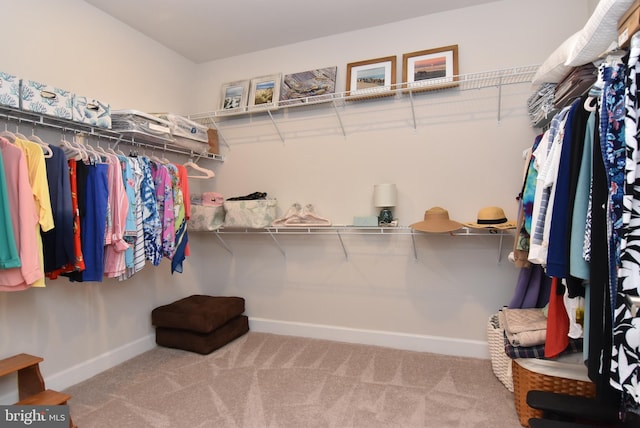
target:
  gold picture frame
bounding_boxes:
[248,74,281,109]
[402,45,459,93]
[346,56,396,100]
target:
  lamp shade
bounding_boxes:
[373,183,397,207]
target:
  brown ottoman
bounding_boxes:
[151,295,249,354]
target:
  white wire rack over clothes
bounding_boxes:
[0,105,225,162]
[189,65,539,145]
[203,225,513,261]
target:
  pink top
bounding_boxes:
[103,154,130,278]
[0,137,42,290]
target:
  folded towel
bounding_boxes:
[507,329,547,347]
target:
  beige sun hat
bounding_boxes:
[410,206,464,233]
[465,206,516,230]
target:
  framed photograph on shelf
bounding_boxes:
[248,74,281,109]
[219,80,250,111]
[280,66,337,106]
[346,56,396,100]
[402,45,459,92]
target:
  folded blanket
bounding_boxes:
[502,308,547,334]
[503,334,583,359]
[499,309,547,347]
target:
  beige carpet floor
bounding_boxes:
[64,332,522,427]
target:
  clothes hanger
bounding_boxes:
[108,142,126,157]
[0,123,16,143]
[149,147,167,164]
[183,159,215,179]
[74,134,101,163]
[28,129,53,158]
[60,130,87,160]
[61,139,85,161]
[15,122,28,141]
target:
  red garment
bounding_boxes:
[544,277,570,358]
[175,164,191,256]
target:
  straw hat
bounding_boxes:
[410,207,464,233]
[465,206,516,230]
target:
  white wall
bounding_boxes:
[0,0,197,113]
[0,0,593,398]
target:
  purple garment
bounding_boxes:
[509,264,552,309]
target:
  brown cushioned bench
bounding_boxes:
[151,295,249,354]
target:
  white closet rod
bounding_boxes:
[0,109,219,162]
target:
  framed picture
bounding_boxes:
[346,56,396,99]
[220,80,250,111]
[280,66,337,106]
[248,74,281,109]
[402,45,459,92]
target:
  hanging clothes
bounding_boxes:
[66,162,109,282]
[140,157,162,266]
[103,153,130,278]
[0,137,42,290]
[610,31,640,413]
[14,137,55,288]
[41,145,75,274]
[151,160,175,260]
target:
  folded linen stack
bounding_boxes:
[499,308,547,347]
[527,82,556,128]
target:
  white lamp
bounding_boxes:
[373,183,397,226]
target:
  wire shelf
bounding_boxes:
[203,225,513,261]
[189,65,539,120]
[189,64,539,144]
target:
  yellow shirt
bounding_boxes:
[15,138,54,287]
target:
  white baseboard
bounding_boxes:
[46,334,157,393]
[1,319,488,403]
[249,317,490,359]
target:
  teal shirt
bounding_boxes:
[0,149,20,269]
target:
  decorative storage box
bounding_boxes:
[223,199,277,228]
[512,357,596,427]
[187,205,225,231]
[20,79,73,119]
[72,96,111,128]
[0,72,20,108]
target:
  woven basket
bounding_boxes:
[487,313,514,391]
[512,359,596,427]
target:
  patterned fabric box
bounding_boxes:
[223,199,277,228]
[0,72,20,108]
[187,205,225,231]
[72,96,111,128]
[20,79,73,119]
